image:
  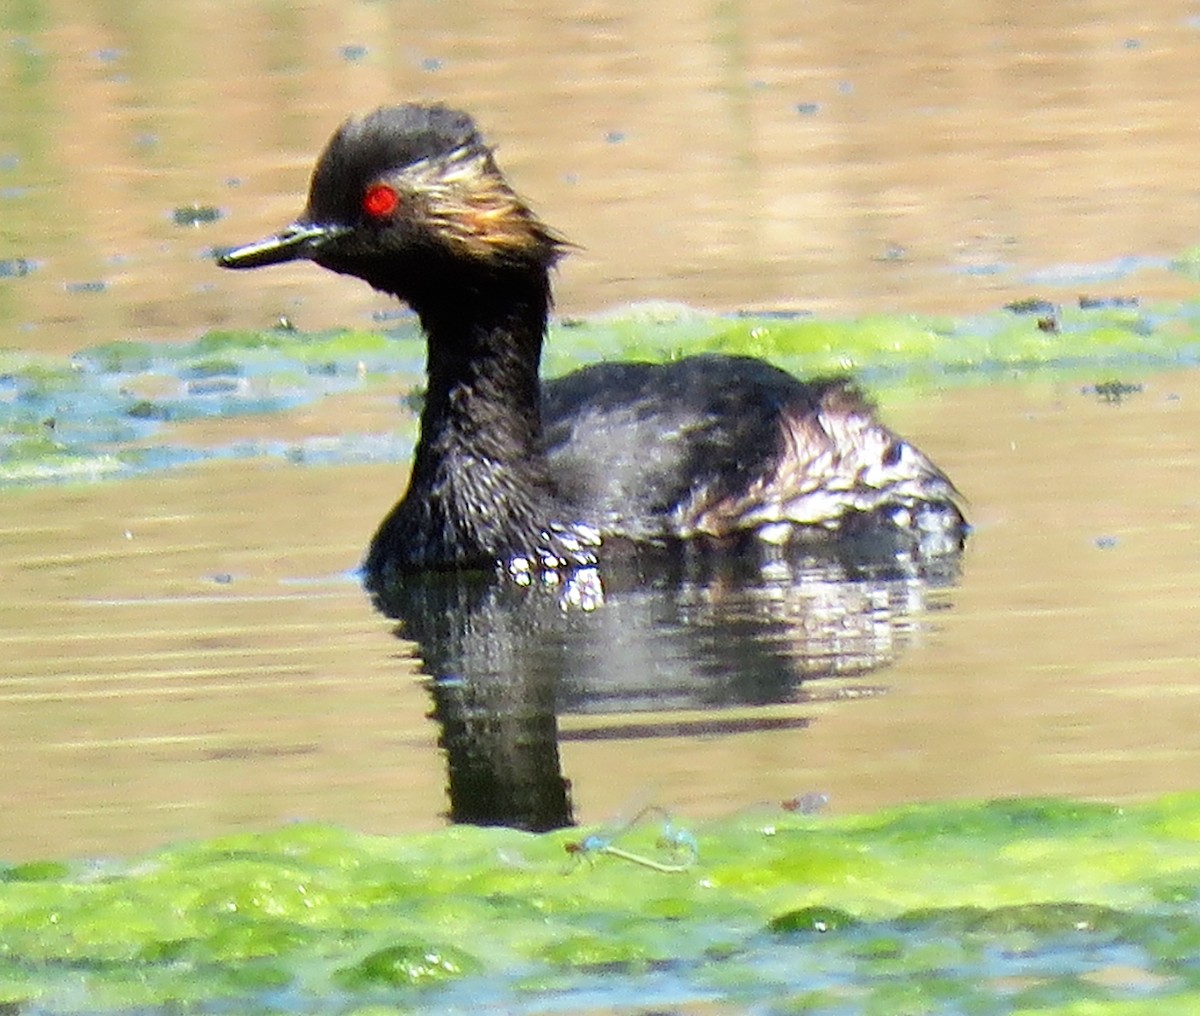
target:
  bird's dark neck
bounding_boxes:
[409,266,550,472]
[363,262,581,580]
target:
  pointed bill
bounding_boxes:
[216,222,349,269]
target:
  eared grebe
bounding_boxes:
[218,104,964,585]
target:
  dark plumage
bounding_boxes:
[218,104,965,586]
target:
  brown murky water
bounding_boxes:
[3,1,1200,861]
[7,373,1200,861]
[8,0,1200,352]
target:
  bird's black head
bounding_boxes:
[217,104,565,303]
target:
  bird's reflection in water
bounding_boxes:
[371,537,962,833]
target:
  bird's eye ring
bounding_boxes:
[362,183,400,219]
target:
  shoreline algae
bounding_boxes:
[2,794,1200,1013]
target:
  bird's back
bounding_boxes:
[541,354,962,546]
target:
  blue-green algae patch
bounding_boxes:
[2,296,1200,486]
[4,794,1200,1013]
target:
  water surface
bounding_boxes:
[2,0,1200,862]
[3,0,1200,353]
[5,368,1200,861]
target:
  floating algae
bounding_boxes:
[3,794,1200,1013]
[1,298,1200,486]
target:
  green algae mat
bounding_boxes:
[3,293,1200,486]
[4,794,1200,1014]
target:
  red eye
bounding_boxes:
[362,183,399,219]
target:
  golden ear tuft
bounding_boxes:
[409,147,563,264]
